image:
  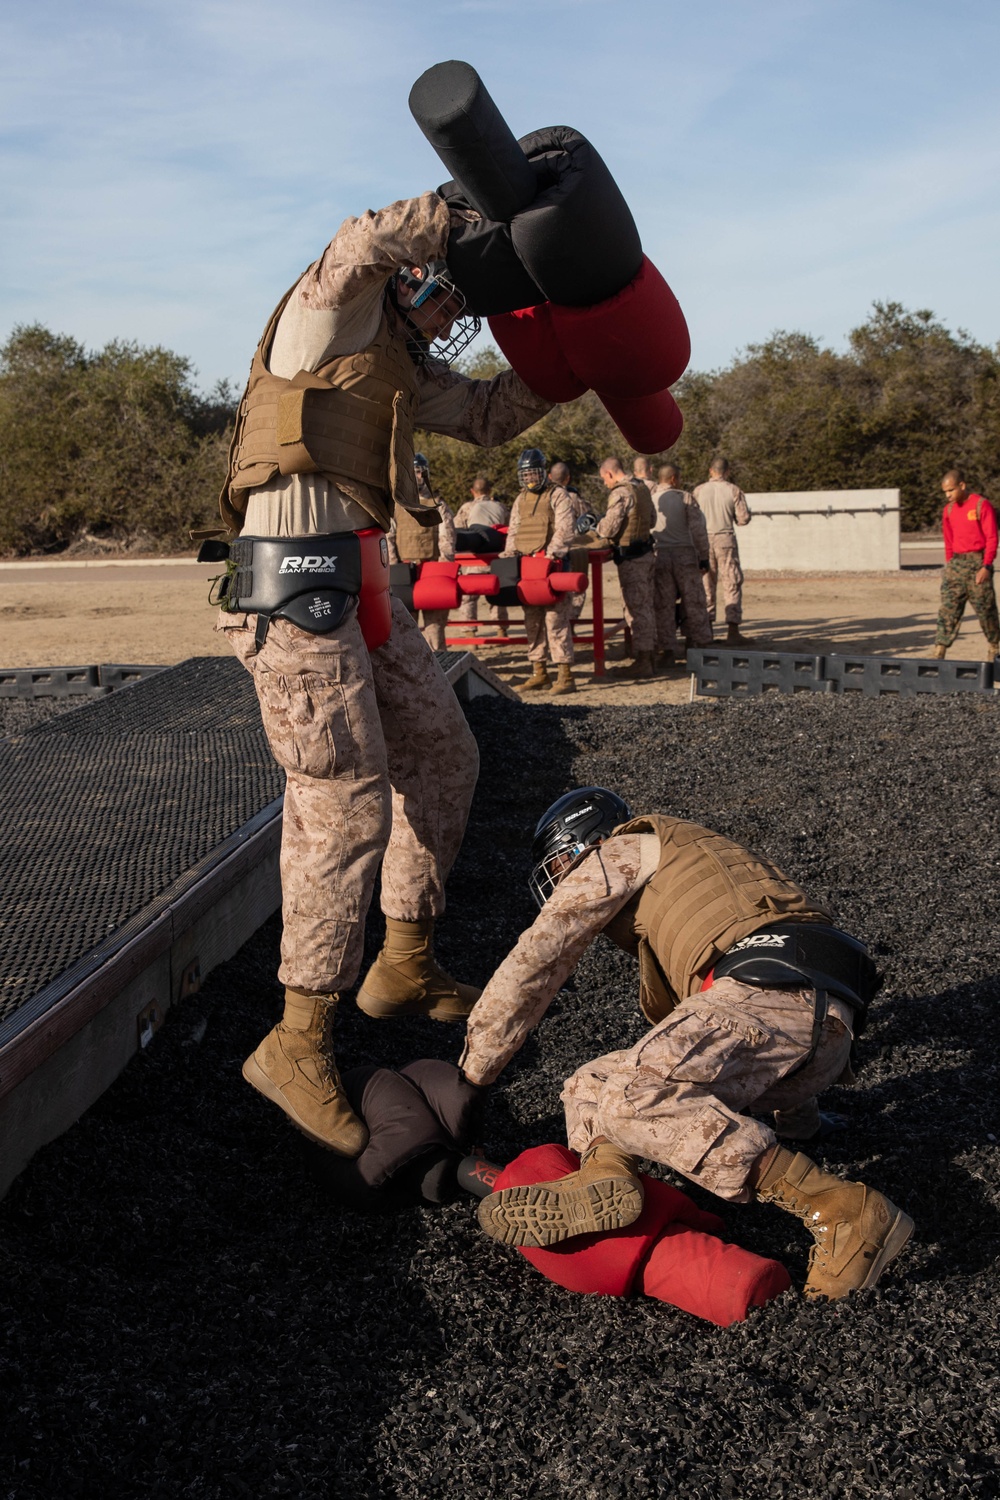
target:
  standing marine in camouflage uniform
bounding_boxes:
[462,787,914,1302]
[649,463,714,667]
[597,457,657,678]
[694,457,753,645]
[933,469,1000,662]
[504,448,578,695]
[387,453,456,651]
[549,461,590,622]
[454,476,510,634]
[217,193,554,1156]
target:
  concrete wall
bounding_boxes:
[736,490,900,572]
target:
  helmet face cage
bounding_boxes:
[517,447,547,491]
[529,838,593,908]
[396,261,481,367]
[528,787,632,908]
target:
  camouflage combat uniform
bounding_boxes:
[649,484,714,653]
[596,480,656,653]
[219,194,552,993]
[693,478,752,626]
[503,484,578,664]
[936,553,1000,650]
[460,820,853,1203]
[387,488,457,651]
[935,493,1000,651]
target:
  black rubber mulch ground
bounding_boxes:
[2,693,999,1499]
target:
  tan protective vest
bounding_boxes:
[603,815,833,1024]
[395,494,441,562]
[219,281,432,536]
[619,479,655,546]
[514,485,555,554]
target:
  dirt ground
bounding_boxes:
[0,556,990,705]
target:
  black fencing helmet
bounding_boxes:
[517,447,547,491]
[529,786,632,907]
[413,452,431,487]
[394,260,481,366]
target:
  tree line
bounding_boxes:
[1,302,996,554]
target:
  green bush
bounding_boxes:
[0,324,233,555]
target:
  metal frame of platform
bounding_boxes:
[0,650,517,1197]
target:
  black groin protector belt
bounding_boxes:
[224,533,364,649]
[615,538,654,563]
[712,923,881,1032]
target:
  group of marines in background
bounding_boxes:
[390,448,755,693]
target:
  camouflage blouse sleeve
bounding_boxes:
[436,498,457,561]
[415,363,553,445]
[502,497,522,556]
[686,494,710,559]
[458,834,654,1086]
[297,193,452,311]
[596,483,633,542]
[545,487,577,559]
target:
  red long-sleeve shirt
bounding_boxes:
[943,493,997,566]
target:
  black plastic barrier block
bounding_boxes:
[0,666,105,700]
[98,664,166,692]
[687,648,833,697]
[825,653,993,695]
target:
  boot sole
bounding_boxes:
[804,1208,915,1300]
[477,1177,643,1248]
[355,987,477,1023]
[857,1208,915,1290]
[241,1054,368,1157]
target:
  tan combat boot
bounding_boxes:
[476,1138,644,1248]
[523,662,550,691]
[655,649,676,671]
[549,663,576,695]
[726,624,755,646]
[633,650,655,678]
[356,917,480,1021]
[242,989,368,1157]
[931,643,947,659]
[755,1146,913,1300]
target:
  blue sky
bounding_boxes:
[2,0,997,393]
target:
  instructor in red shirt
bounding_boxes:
[933,468,1000,662]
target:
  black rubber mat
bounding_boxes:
[0,658,283,1024]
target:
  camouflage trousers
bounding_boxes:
[654,547,714,652]
[561,977,853,1202]
[524,596,575,664]
[617,551,656,652]
[935,551,1000,649]
[220,596,479,993]
[419,610,450,651]
[703,535,744,625]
